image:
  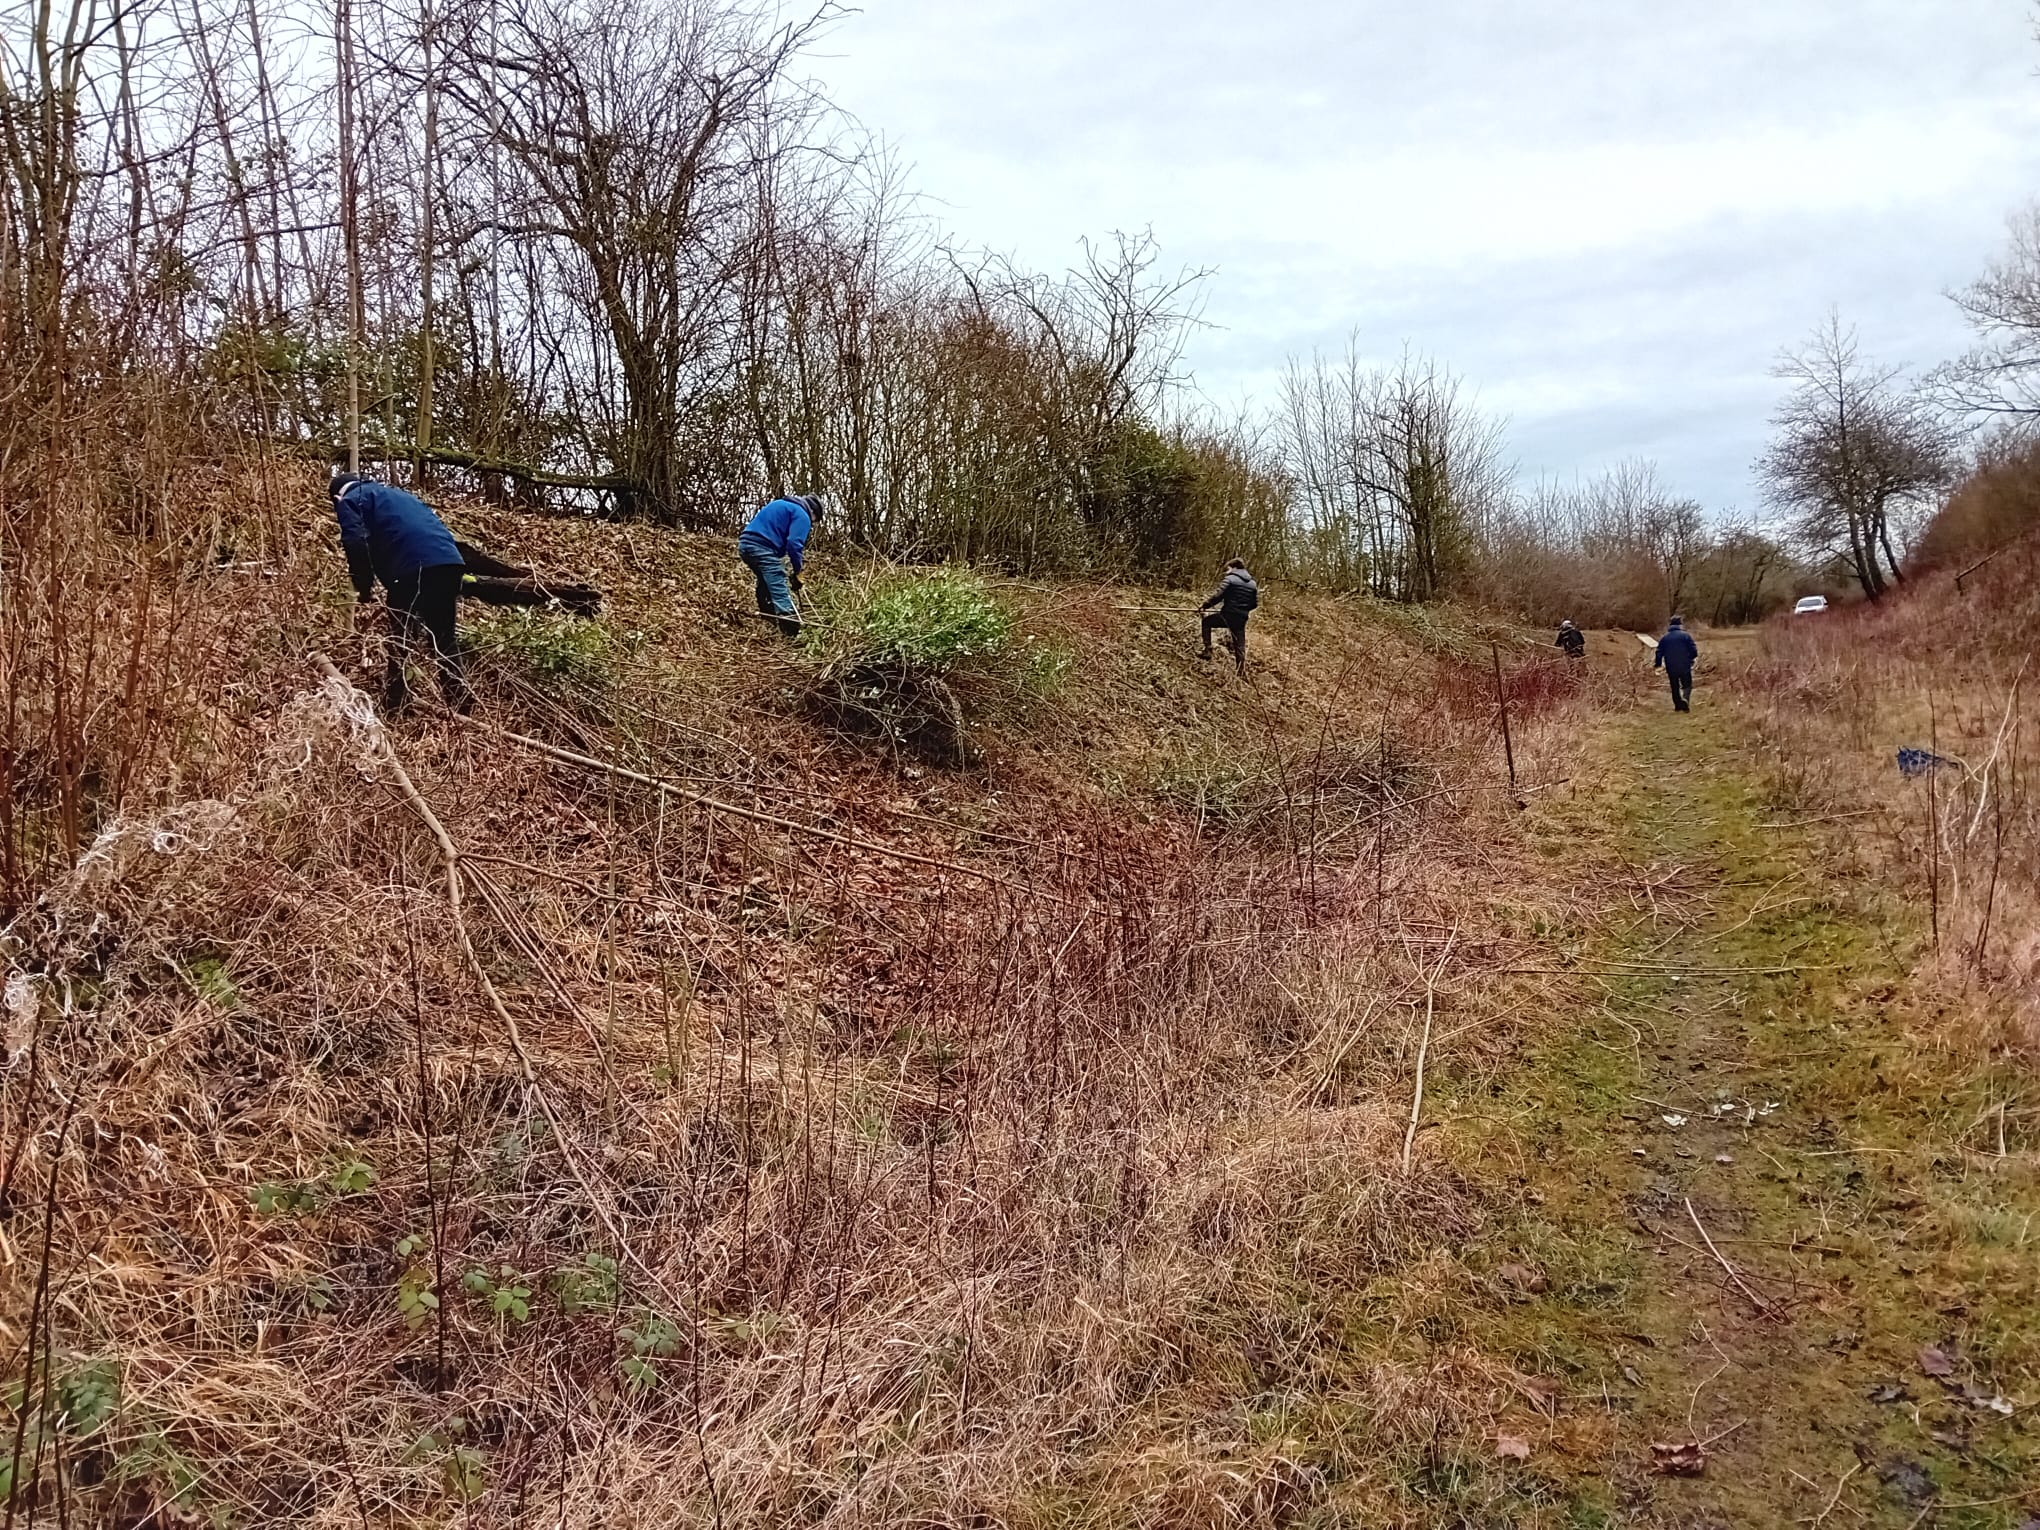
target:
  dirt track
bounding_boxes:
[1458,693,2040,1525]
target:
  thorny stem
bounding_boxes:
[3,1097,73,1530]
[402,860,450,1391]
[1929,696,1941,951]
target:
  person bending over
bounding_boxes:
[738,493,822,637]
[331,473,473,715]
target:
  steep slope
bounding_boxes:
[2,483,1606,1526]
[10,485,2034,1526]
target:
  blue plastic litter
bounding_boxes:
[1896,747,1961,779]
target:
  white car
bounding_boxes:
[1792,595,1828,616]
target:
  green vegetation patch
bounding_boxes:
[803,567,1068,762]
[817,567,1015,670]
[464,606,615,691]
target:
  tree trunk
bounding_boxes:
[416,0,439,487]
[1874,507,1907,589]
[337,0,361,475]
[1842,503,1880,599]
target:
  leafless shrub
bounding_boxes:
[1279,342,1510,601]
[1739,541,2040,1042]
[1911,422,2040,572]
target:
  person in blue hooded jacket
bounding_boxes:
[331,473,473,714]
[738,493,821,636]
[1654,615,1699,713]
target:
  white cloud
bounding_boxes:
[816,0,2040,506]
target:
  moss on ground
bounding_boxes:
[1414,701,2040,1528]
[1008,689,2036,1529]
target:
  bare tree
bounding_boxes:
[439,0,837,520]
[1692,518,1789,627]
[1759,314,1954,599]
[1577,461,1711,617]
[1279,341,1507,601]
[1934,204,2040,418]
[0,0,92,390]
[1278,341,1381,590]
[415,0,440,480]
[1470,462,1779,630]
[338,0,363,472]
[1370,353,1509,602]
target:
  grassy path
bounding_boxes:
[1452,698,2039,1527]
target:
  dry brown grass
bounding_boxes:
[0,462,1602,1526]
[1733,540,2040,1052]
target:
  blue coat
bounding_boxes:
[1655,627,1699,675]
[334,480,463,594]
[739,497,812,572]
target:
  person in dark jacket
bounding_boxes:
[738,494,820,636]
[1556,620,1585,660]
[1654,615,1699,712]
[1199,559,1260,675]
[331,473,473,714]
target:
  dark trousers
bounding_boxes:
[739,538,800,635]
[1666,668,1693,712]
[385,564,472,714]
[1202,612,1248,673]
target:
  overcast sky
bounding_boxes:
[818,0,2040,514]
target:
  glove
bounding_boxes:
[790,572,805,595]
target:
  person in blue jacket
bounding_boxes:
[1654,614,1699,713]
[738,493,821,636]
[330,473,473,714]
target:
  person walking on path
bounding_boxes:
[738,493,821,637]
[1199,559,1260,675]
[1556,620,1586,661]
[331,473,473,715]
[1655,615,1699,712]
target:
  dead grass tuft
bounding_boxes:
[1734,544,2040,1053]
[0,465,1600,1526]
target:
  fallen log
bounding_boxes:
[454,539,601,616]
[454,539,531,579]
[461,574,602,617]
